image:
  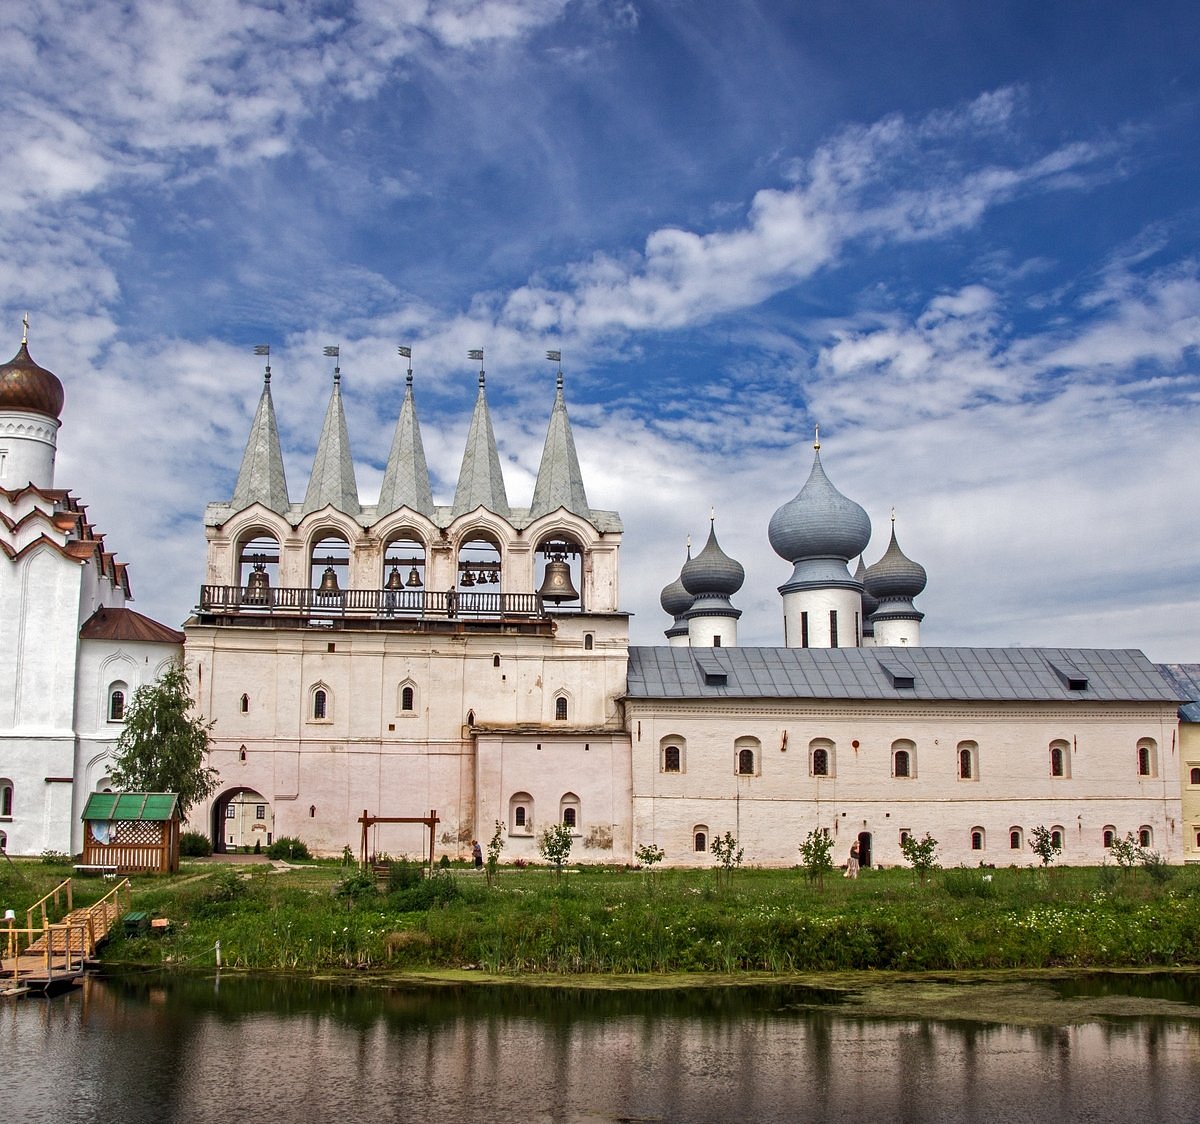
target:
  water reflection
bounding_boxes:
[4,974,1198,1123]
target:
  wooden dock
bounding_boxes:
[2,878,131,995]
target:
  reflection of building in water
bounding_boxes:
[182,349,1191,868]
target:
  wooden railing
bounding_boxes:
[26,879,73,931]
[198,585,551,620]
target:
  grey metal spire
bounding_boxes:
[530,369,590,520]
[451,370,510,519]
[302,367,361,517]
[231,365,290,515]
[378,368,434,517]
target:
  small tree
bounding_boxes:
[1110,832,1142,873]
[486,819,506,887]
[109,661,218,820]
[538,821,574,883]
[1029,825,1061,868]
[799,828,835,890]
[710,831,743,890]
[635,841,665,892]
[900,832,940,884]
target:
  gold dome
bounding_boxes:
[0,341,65,419]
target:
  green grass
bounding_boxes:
[6,858,1200,976]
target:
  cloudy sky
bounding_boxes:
[3,0,1198,658]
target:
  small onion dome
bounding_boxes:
[864,525,927,601]
[854,556,879,618]
[0,341,65,419]
[769,448,870,563]
[681,522,744,597]
[660,572,694,618]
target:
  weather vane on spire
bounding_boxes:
[253,344,271,382]
[813,423,820,451]
[468,349,484,386]
[21,312,30,345]
[398,345,413,386]
[546,350,562,388]
[324,345,340,384]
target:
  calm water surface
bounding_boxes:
[6,973,1199,1123]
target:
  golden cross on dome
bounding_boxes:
[21,312,29,345]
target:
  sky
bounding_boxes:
[2,0,1198,660]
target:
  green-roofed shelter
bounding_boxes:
[81,792,181,872]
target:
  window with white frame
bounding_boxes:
[958,741,978,780]
[555,696,568,722]
[892,739,915,779]
[970,827,985,851]
[1102,826,1116,848]
[399,681,417,713]
[810,738,834,778]
[1049,739,1070,778]
[1138,825,1153,848]
[108,682,129,722]
[1136,739,1157,778]
[693,825,709,853]
[560,793,581,833]
[736,736,760,776]
[510,792,533,835]
[310,684,331,721]
[0,779,12,818]
[1009,827,1022,850]
[661,737,685,773]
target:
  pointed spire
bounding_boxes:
[302,363,360,517]
[378,357,434,518]
[530,364,590,520]
[452,368,510,519]
[231,355,290,515]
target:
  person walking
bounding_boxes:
[472,839,483,870]
[844,841,860,879]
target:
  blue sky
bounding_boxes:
[3,1,1198,658]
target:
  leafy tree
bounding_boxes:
[899,832,940,884]
[710,831,743,890]
[635,841,665,892]
[1110,832,1142,872]
[538,821,573,883]
[798,828,835,890]
[109,661,218,820]
[486,819,506,887]
[1029,825,1062,868]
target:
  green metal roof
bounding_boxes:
[82,792,180,822]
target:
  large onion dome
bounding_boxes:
[769,446,870,564]
[660,571,694,619]
[681,522,745,597]
[0,341,65,420]
[864,524,927,602]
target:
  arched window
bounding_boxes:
[1102,826,1116,848]
[1191,767,1200,786]
[0,779,12,818]
[958,741,978,780]
[311,686,329,721]
[493,654,501,668]
[1138,826,1152,848]
[466,709,476,727]
[735,736,760,776]
[1009,828,1022,850]
[510,792,533,835]
[555,696,568,722]
[810,738,834,778]
[584,633,594,651]
[738,748,755,775]
[240,693,250,714]
[661,739,684,773]
[560,793,580,832]
[1050,826,1064,850]
[971,828,985,851]
[1137,739,1156,777]
[1050,744,1066,777]
[892,740,915,779]
[693,826,708,853]
[400,684,416,712]
[0,830,6,851]
[108,682,128,722]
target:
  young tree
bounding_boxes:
[634,841,665,893]
[798,828,835,890]
[109,661,218,820]
[899,832,940,884]
[1029,825,1062,868]
[485,819,505,887]
[710,831,743,890]
[538,821,574,883]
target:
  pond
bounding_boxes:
[5,972,1199,1122]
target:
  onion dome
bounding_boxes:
[864,522,927,602]
[681,521,744,597]
[0,341,65,420]
[854,556,879,617]
[660,572,694,618]
[769,443,870,564]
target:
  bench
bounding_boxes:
[74,864,119,878]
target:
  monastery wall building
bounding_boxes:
[186,350,1195,868]
[0,332,182,857]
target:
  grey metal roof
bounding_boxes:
[301,375,361,517]
[626,646,1185,704]
[1158,663,1200,722]
[529,374,590,521]
[231,374,290,515]
[377,374,435,518]
[452,373,511,520]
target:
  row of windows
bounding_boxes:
[302,684,573,722]
[508,792,580,834]
[660,736,1162,779]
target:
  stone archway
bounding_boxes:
[212,787,274,854]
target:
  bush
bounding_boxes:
[335,869,377,900]
[40,850,71,865]
[389,871,461,912]
[387,860,424,893]
[179,831,213,857]
[267,837,311,861]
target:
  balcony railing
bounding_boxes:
[197,585,551,621]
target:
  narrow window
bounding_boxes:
[1137,743,1153,776]
[1102,827,1115,848]
[694,829,708,853]
[313,688,328,720]
[899,829,911,846]
[737,748,755,775]
[1051,828,1064,849]
[563,806,576,828]
[1009,829,1022,850]
[584,633,594,651]
[255,804,266,820]
[555,697,568,721]
[515,807,526,827]
[1138,826,1152,848]
[829,610,838,649]
[893,750,910,777]
[1190,767,1200,785]
[959,748,972,779]
[510,791,533,834]
[0,781,12,818]
[1050,745,1065,777]
[812,748,829,776]
[800,611,809,649]
[493,654,501,668]
[401,686,415,712]
[240,693,249,714]
[713,635,722,647]
[664,745,681,773]
[108,689,125,722]
[466,709,475,726]
[971,829,984,851]
[225,805,236,820]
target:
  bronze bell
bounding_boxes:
[537,558,579,604]
[318,565,340,594]
[385,565,403,591]
[488,569,499,584]
[245,563,270,603]
[461,569,476,587]
[406,567,422,588]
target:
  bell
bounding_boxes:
[318,565,340,594]
[245,564,270,604]
[537,559,579,604]
[385,566,403,591]
[406,567,423,588]
[461,569,476,587]
[488,569,499,584]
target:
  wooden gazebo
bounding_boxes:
[80,792,181,873]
